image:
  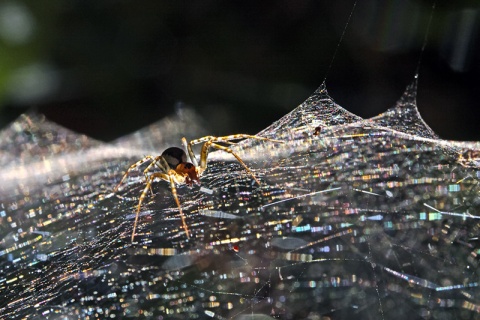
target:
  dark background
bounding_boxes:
[0,0,479,142]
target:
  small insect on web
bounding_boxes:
[114,134,283,242]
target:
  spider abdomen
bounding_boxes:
[162,147,187,169]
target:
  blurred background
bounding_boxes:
[0,0,478,142]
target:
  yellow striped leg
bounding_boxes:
[189,134,282,146]
[206,142,261,185]
[114,155,158,192]
[131,172,190,242]
[141,156,163,196]
[182,137,198,167]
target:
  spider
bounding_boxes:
[115,134,281,242]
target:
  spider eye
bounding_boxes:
[161,147,187,168]
[183,163,194,169]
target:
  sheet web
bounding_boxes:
[0,80,480,319]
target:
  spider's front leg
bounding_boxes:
[131,172,189,242]
[186,134,283,185]
[206,141,261,185]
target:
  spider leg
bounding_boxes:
[158,156,172,172]
[189,134,283,146]
[132,173,156,242]
[185,134,283,175]
[212,134,283,144]
[167,172,190,238]
[204,141,261,185]
[182,137,198,167]
[131,171,190,242]
[188,135,216,146]
[132,172,168,242]
[142,156,164,196]
[114,155,158,192]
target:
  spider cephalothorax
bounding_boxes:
[115,134,282,242]
[175,162,199,185]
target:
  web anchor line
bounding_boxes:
[322,1,357,84]
[415,1,436,78]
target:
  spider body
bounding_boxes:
[161,147,200,185]
[115,134,281,242]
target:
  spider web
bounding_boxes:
[0,77,480,320]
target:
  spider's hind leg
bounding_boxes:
[114,155,158,192]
